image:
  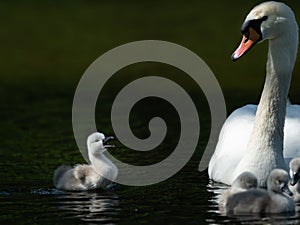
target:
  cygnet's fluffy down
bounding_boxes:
[226,169,295,215]
[289,157,300,202]
[53,132,118,191]
[219,172,258,209]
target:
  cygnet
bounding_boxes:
[219,171,258,209]
[289,157,300,202]
[226,169,295,215]
[53,132,118,191]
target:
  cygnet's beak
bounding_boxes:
[290,172,300,186]
[281,185,293,197]
[103,136,115,148]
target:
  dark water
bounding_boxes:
[2,0,300,224]
[2,169,300,224]
[1,87,300,224]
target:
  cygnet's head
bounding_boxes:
[232,171,258,190]
[87,132,114,156]
[232,1,298,61]
[289,158,300,186]
[267,169,293,196]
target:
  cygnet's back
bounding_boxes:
[226,189,269,214]
[226,169,295,215]
[54,165,87,191]
[219,171,258,209]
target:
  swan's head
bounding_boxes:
[289,158,300,186]
[232,1,298,61]
[87,132,114,156]
[267,169,293,197]
[232,171,258,190]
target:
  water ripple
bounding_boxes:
[54,191,120,223]
[206,180,300,225]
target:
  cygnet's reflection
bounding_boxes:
[56,191,120,222]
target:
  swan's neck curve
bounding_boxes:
[251,36,297,153]
[236,27,298,186]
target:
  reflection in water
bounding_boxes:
[206,181,300,225]
[55,191,120,223]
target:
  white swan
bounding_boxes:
[53,132,118,191]
[225,169,295,214]
[289,157,300,202]
[208,1,300,187]
[219,171,258,209]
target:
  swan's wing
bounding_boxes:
[284,104,300,160]
[208,105,256,184]
[208,103,300,185]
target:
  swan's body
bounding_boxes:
[208,1,300,187]
[54,132,118,191]
[219,172,258,209]
[289,158,300,202]
[226,169,295,215]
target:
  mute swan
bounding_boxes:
[289,157,300,202]
[226,169,295,215]
[53,132,118,191]
[219,172,258,209]
[208,1,300,187]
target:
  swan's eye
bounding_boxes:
[261,15,268,21]
[244,31,250,42]
[241,16,268,39]
[95,139,100,143]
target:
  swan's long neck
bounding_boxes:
[239,23,298,186]
[89,150,118,181]
[250,36,296,152]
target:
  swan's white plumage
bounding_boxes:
[209,104,300,185]
[208,1,300,186]
[284,105,300,159]
[209,105,256,184]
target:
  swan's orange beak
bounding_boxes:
[231,27,261,61]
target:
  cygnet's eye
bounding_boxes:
[94,139,100,143]
[275,180,280,185]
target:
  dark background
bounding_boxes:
[1,1,300,224]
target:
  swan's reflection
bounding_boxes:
[56,191,120,223]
